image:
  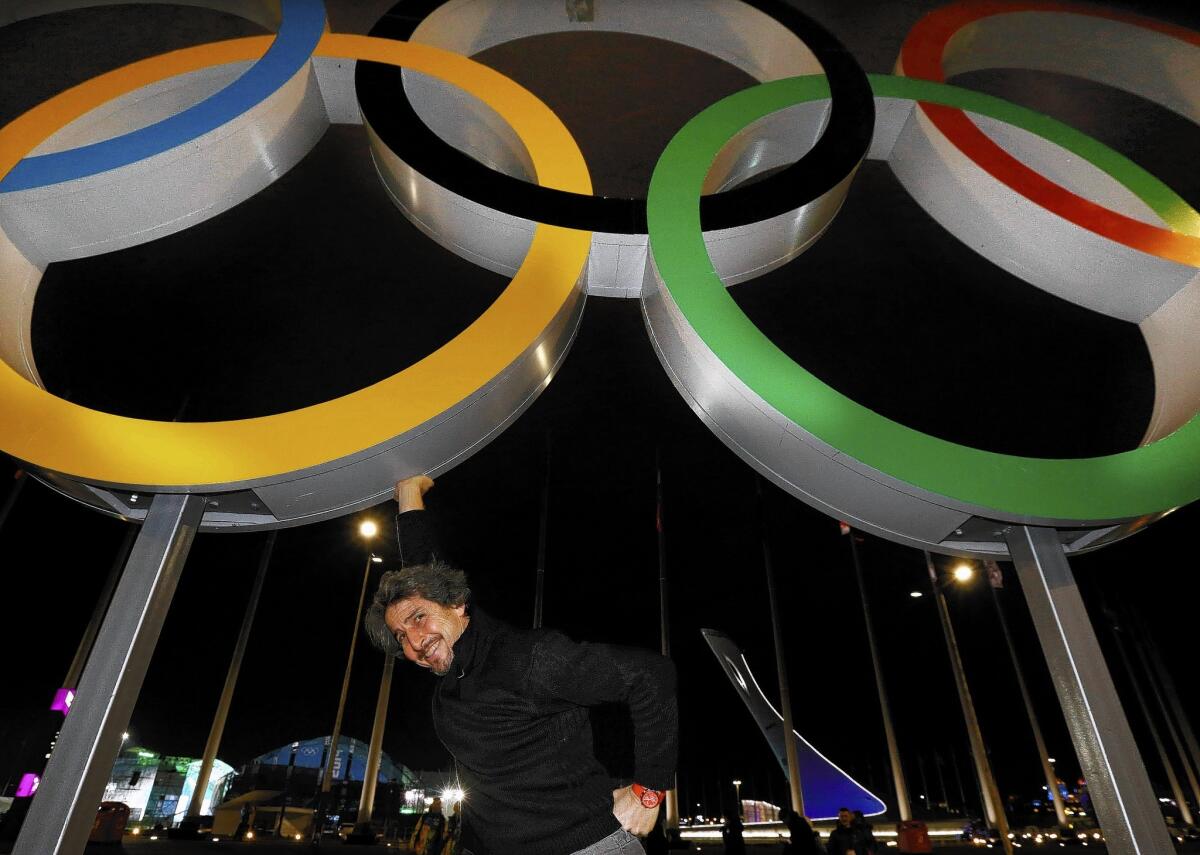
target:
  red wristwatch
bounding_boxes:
[631,783,664,809]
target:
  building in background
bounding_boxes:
[102,746,233,825]
[741,799,781,823]
[212,735,417,840]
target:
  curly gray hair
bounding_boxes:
[364,560,471,656]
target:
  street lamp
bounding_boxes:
[923,554,1013,855]
[314,520,382,842]
[732,779,742,818]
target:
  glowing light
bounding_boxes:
[952,563,975,582]
[372,556,383,563]
[16,774,39,797]
[441,787,465,806]
[909,591,923,598]
[50,688,75,715]
[359,520,379,539]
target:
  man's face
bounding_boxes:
[838,809,853,827]
[384,596,469,676]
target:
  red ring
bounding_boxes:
[898,0,1200,267]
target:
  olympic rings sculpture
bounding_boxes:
[644,73,1200,531]
[896,0,1200,447]
[0,7,592,528]
[0,0,1197,556]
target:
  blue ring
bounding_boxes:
[0,0,326,192]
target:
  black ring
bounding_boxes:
[356,0,874,234]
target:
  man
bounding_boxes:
[826,806,874,855]
[365,476,678,855]
[410,797,447,855]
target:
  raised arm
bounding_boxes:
[393,475,440,567]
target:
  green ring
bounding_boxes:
[646,73,1200,522]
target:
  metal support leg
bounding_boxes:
[1006,525,1174,855]
[13,493,205,855]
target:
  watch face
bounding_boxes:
[639,790,662,808]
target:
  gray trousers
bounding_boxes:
[462,827,646,855]
[570,828,646,854]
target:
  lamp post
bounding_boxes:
[732,779,742,819]
[925,554,1013,855]
[314,520,381,842]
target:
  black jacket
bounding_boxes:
[825,823,873,855]
[396,510,678,855]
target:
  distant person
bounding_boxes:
[721,812,746,855]
[410,797,446,855]
[366,476,678,855]
[825,807,874,855]
[233,805,253,841]
[780,807,823,855]
[853,810,877,854]
[439,801,462,855]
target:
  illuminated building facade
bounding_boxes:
[102,747,233,824]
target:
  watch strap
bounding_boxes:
[631,783,664,808]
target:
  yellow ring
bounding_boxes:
[0,33,592,488]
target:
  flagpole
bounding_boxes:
[533,432,550,629]
[656,449,680,840]
[846,525,910,821]
[985,562,1068,829]
[759,478,803,816]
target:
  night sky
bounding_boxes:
[3,0,1200,826]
